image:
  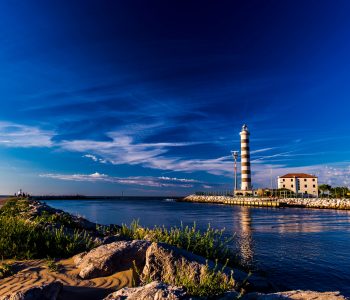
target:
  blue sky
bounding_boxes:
[0,0,350,195]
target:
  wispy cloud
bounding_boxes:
[250,147,275,154]
[83,154,107,164]
[40,172,203,188]
[0,122,53,148]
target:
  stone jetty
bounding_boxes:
[181,195,350,210]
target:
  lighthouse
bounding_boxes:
[240,124,252,191]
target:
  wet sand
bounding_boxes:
[0,258,133,300]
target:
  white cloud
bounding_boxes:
[158,176,200,183]
[83,154,108,164]
[40,172,201,188]
[83,154,98,161]
[0,121,53,148]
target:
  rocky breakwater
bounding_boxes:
[182,195,350,210]
[282,198,350,210]
[180,195,230,204]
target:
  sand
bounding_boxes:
[0,258,133,300]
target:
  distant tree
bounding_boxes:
[330,186,349,198]
[318,184,331,197]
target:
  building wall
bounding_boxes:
[278,176,318,196]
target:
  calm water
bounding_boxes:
[45,198,350,295]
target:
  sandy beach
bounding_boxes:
[0,258,133,300]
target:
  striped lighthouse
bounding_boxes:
[240,124,252,191]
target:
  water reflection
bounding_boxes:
[253,208,350,234]
[235,206,255,267]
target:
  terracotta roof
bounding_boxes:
[279,173,317,178]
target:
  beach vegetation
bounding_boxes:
[119,220,239,267]
[0,262,14,279]
[0,214,96,259]
[170,259,236,297]
[46,258,62,273]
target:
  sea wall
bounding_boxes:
[181,195,350,210]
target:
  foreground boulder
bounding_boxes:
[0,282,62,300]
[103,281,188,300]
[142,242,270,292]
[75,240,151,279]
[242,290,347,300]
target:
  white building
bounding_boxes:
[278,173,318,197]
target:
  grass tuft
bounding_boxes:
[0,215,96,259]
[119,220,238,267]
[0,262,14,279]
[171,259,236,297]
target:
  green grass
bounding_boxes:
[119,220,239,267]
[0,215,96,260]
[46,258,62,273]
[0,262,14,279]
[0,198,31,217]
[0,198,98,259]
[170,260,236,297]
[137,258,237,298]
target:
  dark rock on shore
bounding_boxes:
[241,290,347,300]
[0,281,63,300]
[103,281,189,300]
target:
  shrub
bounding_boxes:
[119,220,239,267]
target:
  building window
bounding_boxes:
[291,184,294,188]
[313,179,315,182]
[304,179,307,182]
[283,179,285,182]
[305,185,307,188]
[283,184,285,188]
[313,185,316,188]
[291,178,293,181]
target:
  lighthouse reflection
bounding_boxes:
[235,206,255,268]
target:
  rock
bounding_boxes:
[0,281,63,300]
[76,240,151,279]
[242,290,347,300]
[141,242,270,293]
[215,290,240,299]
[72,251,87,265]
[103,281,189,300]
[142,242,234,288]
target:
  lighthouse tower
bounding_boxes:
[240,124,252,191]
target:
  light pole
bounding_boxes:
[231,151,239,196]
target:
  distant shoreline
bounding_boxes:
[30,195,182,201]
